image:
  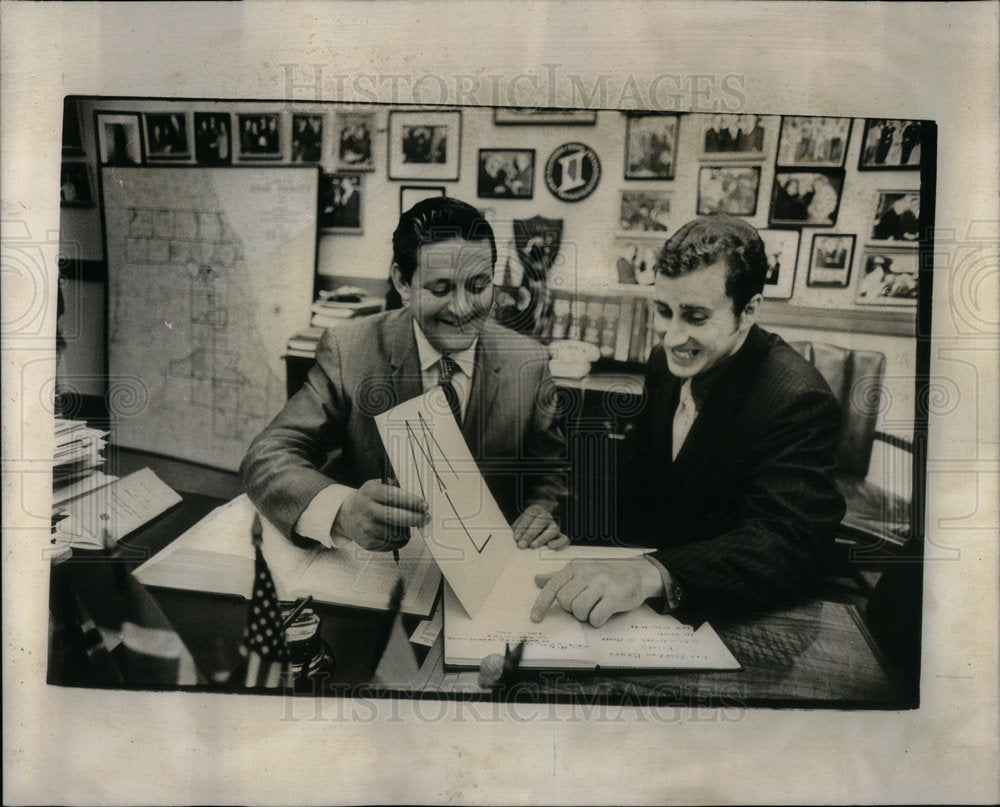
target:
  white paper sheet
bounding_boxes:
[375,390,515,618]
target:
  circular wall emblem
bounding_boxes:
[544,142,601,202]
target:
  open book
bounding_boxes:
[134,494,441,617]
[443,546,740,670]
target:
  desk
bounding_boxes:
[48,450,907,708]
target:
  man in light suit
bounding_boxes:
[532,215,844,625]
[241,197,568,553]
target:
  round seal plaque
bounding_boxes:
[544,142,601,202]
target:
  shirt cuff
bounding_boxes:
[294,484,354,549]
[643,555,685,613]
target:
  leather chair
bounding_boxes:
[788,342,913,573]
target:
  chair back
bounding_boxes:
[788,341,886,477]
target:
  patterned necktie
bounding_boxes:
[672,379,697,461]
[438,355,463,425]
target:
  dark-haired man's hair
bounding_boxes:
[392,197,497,284]
[654,214,767,314]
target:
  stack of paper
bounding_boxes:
[53,416,110,490]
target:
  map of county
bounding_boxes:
[103,166,318,470]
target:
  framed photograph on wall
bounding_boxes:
[291,114,323,163]
[336,112,374,171]
[494,107,596,125]
[858,119,923,170]
[697,166,760,216]
[477,149,534,198]
[807,234,856,287]
[193,113,232,165]
[319,173,363,234]
[624,112,679,179]
[855,249,919,305]
[388,110,461,181]
[870,191,920,244]
[613,236,661,285]
[758,228,800,299]
[769,169,844,227]
[236,113,282,161]
[400,184,445,215]
[60,162,94,207]
[619,189,671,234]
[62,97,85,155]
[698,113,767,160]
[776,116,852,168]
[96,112,143,165]
[143,112,190,160]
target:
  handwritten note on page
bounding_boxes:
[375,389,515,619]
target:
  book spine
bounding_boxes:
[642,297,657,362]
[627,297,646,362]
[599,302,619,358]
[614,297,634,362]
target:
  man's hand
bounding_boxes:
[512,504,569,549]
[332,479,429,551]
[530,559,663,627]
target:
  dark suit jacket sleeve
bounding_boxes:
[654,385,845,613]
[239,328,350,538]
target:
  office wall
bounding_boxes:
[59,97,924,437]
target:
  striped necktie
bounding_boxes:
[672,379,697,461]
[438,355,462,425]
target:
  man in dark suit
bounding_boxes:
[241,197,568,554]
[532,215,844,626]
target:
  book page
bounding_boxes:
[444,546,738,670]
[135,495,441,616]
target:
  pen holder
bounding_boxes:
[281,606,334,687]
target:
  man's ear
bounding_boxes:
[390,263,412,304]
[740,293,763,329]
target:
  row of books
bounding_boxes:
[546,292,658,364]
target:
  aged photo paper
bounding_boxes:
[3,2,998,804]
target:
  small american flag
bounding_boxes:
[239,513,289,688]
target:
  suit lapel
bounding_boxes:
[386,310,422,406]
[463,329,501,457]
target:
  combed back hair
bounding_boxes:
[392,197,497,284]
[654,214,768,314]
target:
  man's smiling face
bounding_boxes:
[653,259,757,378]
[395,237,495,354]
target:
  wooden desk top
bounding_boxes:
[49,449,905,707]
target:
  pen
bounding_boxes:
[382,467,400,566]
[280,595,313,631]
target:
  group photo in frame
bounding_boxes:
[769,169,844,226]
[336,112,374,171]
[618,189,672,233]
[624,112,679,179]
[290,113,323,163]
[96,112,143,165]
[807,233,856,287]
[476,148,534,199]
[696,165,761,216]
[775,116,852,168]
[319,172,363,233]
[236,113,282,161]
[494,107,597,125]
[757,228,800,299]
[858,118,924,170]
[388,109,461,181]
[193,112,232,165]
[854,248,919,305]
[870,190,921,243]
[698,113,767,160]
[142,112,190,161]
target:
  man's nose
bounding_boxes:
[660,316,689,347]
